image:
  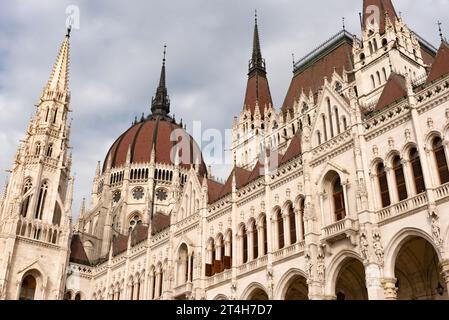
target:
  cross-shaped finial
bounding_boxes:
[163,44,167,64]
[438,21,444,41]
[342,17,346,31]
[255,9,258,24]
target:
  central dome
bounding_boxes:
[103,51,207,175]
[104,117,207,175]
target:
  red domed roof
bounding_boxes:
[104,117,207,175]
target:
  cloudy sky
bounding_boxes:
[0,0,448,218]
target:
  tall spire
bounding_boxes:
[151,45,171,118]
[249,10,265,74]
[243,11,272,115]
[44,29,71,98]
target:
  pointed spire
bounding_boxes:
[151,45,171,118]
[438,21,444,42]
[44,29,71,98]
[249,10,265,74]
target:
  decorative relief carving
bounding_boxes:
[373,232,384,266]
[360,232,369,263]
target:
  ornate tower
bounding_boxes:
[353,0,431,106]
[0,30,74,300]
[232,13,275,169]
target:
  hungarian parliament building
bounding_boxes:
[1,0,449,300]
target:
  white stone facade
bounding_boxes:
[1,1,449,301]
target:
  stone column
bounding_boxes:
[401,159,413,198]
[148,274,155,300]
[257,226,264,257]
[154,271,161,299]
[381,278,398,300]
[342,181,350,218]
[295,209,303,242]
[248,229,254,261]
[365,263,385,300]
[187,254,192,283]
[319,193,326,226]
[385,167,397,203]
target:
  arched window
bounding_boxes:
[35,182,48,220]
[333,177,346,221]
[307,115,311,126]
[433,137,449,184]
[317,131,322,145]
[242,225,248,264]
[342,117,348,131]
[35,142,41,156]
[45,108,50,122]
[277,210,284,250]
[52,109,58,124]
[373,39,378,51]
[376,71,381,85]
[327,99,334,138]
[261,216,267,255]
[392,155,408,201]
[52,203,62,226]
[19,275,36,300]
[46,144,53,157]
[20,180,32,218]
[252,220,258,260]
[334,107,341,134]
[409,148,426,194]
[322,114,328,141]
[371,75,375,89]
[382,38,388,48]
[288,205,297,244]
[377,163,391,208]
[369,42,373,55]
[382,67,387,81]
[64,291,72,300]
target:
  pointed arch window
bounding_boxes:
[21,179,33,217]
[252,221,258,260]
[433,137,449,185]
[322,114,328,141]
[35,182,48,220]
[52,108,58,124]
[334,107,341,134]
[327,99,334,138]
[333,177,346,221]
[376,71,381,85]
[277,210,284,250]
[35,142,41,156]
[409,148,426,194]
[262,215,268,255]
[393,155,408,201]
[19,275,36,300]
[317,131,322,145]
[342,117,348,131]
[242,225,248,264]
[377,163,391,208]
[289,205,297,244]
[371,75,375,89]
[382,68,387,81]
[46,144,53,157]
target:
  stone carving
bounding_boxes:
[429,210,444,247]
[372,145,379,156]
[317,246,325,282]
[404,129,411,142]
[373,233,384,266]
[388,137,394,150]
[360,232,369,263]
[427,117,434,129]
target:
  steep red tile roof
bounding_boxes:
[362,0,398,35]
[69,234,90,265]
[151,213,171,235]
[213,167,252,201]
[282,35,353,115]
[421,47,436,66]
[281,133,302,164]
[375,73,407,111]
[426,41,449,84]
[206,179,225,204]
[244,72,273,115]
[246,160,264,185]
[112,234,129,256]
[130,224,149,246]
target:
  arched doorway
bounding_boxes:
[248,288,269,300]
[19,275,37,300]
[395,236,447,300]
[284,275,308,300]
[335,258,368,300]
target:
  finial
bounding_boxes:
[163,44,167,65]
[342,17,346,31]
[292,53,295,69]
[438,21,444,41]
[255,9,258,25]
[358,12,363,30]
[66,25,72,38]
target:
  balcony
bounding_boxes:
[434,182,449,201]
[377,193,428,224]
[173,282,193,298]
[322,218,358,245]
[237,256,268,276]
[206,269,232,287]
[273,241,306,262]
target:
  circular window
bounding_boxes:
[132,187,144,200]
[156,188,168,201]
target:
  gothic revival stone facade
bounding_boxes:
[2,0,449,300]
